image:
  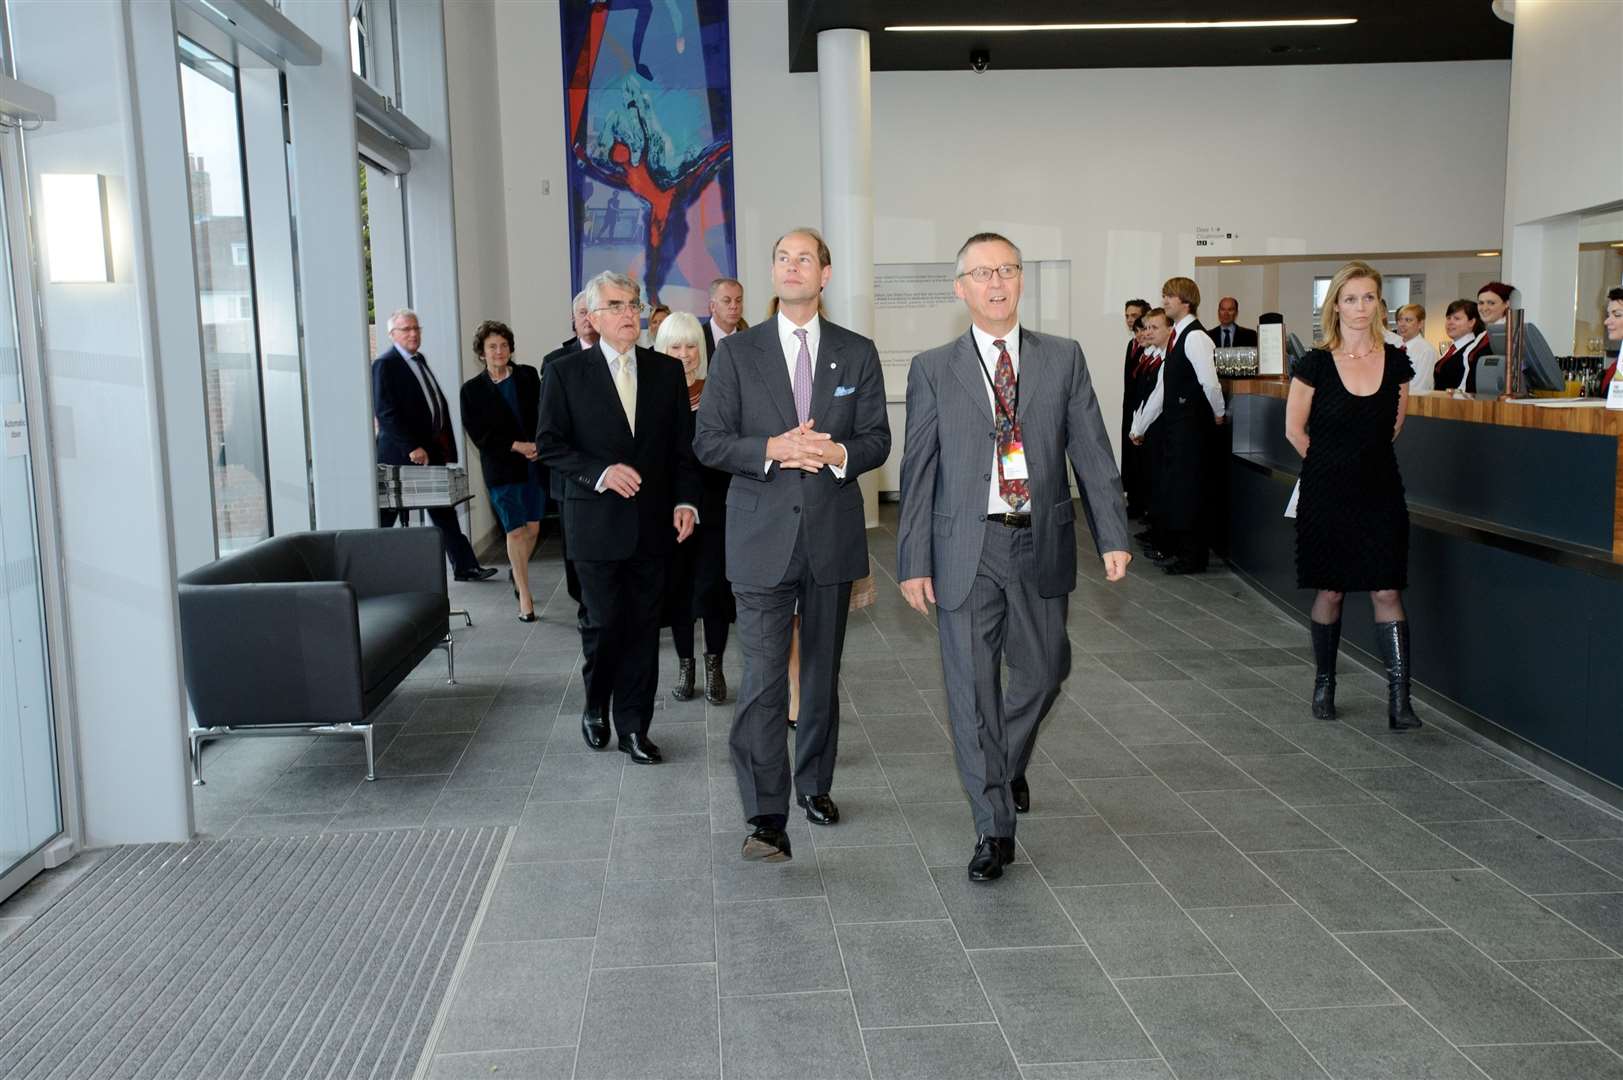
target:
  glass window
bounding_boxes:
[180,36,272,554]
[0,153,63,890]
[349,0,368,79]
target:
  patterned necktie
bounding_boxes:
[412,354,442,431]
[792,328,813,425]
[614,353,636,435]
[992,338,1028,511]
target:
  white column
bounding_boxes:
[816,29,879,527]
[397,0,485,547]
[9,0,206,844]
[282,0,377,530]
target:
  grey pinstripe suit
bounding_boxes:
[896,327,1130,838]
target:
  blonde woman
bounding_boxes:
[1285,262,1420,731]
[654,312,734,704]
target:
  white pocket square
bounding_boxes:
[833,384,857,397]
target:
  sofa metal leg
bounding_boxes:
[189,728,208,786]
[452,607,473,628]
[437,635,456,685]
[362,724,376,781]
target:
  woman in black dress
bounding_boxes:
[460,320,546,622]
[654,312,734,704]
[1286,262,1421,730]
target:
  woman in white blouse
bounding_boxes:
[1395,303,1436,392]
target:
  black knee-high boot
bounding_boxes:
[1374,620,1422,730]
[1310,620,1340,720]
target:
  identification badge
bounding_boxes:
[1000,441,1029,480]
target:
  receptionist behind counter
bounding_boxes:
[1433,299,1490,393]
[1604,287,1622,394]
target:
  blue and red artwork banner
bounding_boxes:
[561,0,737,314]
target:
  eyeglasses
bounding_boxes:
[957,264,1022,283]
[593,301,649,316]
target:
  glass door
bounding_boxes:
[0,142,62,895]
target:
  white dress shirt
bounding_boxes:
[1438,331,1481,391]
[1128,346,1164,440]
[1130,315,1225,437]
[395,342,443,425]
[764,310,847,479]
[592,340,698,520]
[1401,334,1438,393]
[970,322,1023,514]
[711,321,735,346]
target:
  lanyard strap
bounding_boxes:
[976,339,1019,422]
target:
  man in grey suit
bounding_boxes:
[896,232,1132,882]
[695,228,891,862]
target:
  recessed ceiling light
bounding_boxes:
[1610,242,1623,248]
[1218,258,1243,264]
[1476,251,1500,257]
[885,19,1357,33]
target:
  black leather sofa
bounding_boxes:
[177,528,453,784]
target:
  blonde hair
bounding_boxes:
[1317,261,1384,353]
[654,310,708,381]
[1160,276,1200,313]
[1395,302,1425,323]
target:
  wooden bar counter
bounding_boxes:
[1221,378,1623,804]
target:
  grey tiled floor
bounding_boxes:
[10,512,1623,1079]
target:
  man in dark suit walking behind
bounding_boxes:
[695,228,891,861]
[540,289,597,621]
[538,271,701,765]
[896,232,1132,881]
[373,308,494,581]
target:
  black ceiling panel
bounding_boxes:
[787,1,1512,72]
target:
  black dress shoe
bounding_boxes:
[617,732,663,765]
[797,793,840,826]
[967,834,1015,882]
[1011,776,1030,814]
[1142,547,1173,563]
[742,826,792,861]
[1162,560,1208,575]
[454,566,499,582]
[517,611,537,623]
[581,707,609,750]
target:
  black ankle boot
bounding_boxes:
[703,654,727,705]
[1310,620,1341,720]
[670,657,696,701]
[1374,620,1422,730]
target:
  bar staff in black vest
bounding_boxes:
[1138,277,1226,574]
[1128,307,1170,550]
[1434,299,1490,393]
[1119,298,1150,520]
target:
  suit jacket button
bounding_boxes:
[984,474,991,481]
[792,506,800,514]
[989,432,996,440]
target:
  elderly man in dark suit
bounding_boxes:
[373,308,494,581]
[695,228,890,862]
[896,232,1132,882]
[542,290,598,367]
[538,271,701,765]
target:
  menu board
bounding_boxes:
[1257,321,1286,377]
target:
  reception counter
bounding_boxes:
[1223,379,1623,803]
